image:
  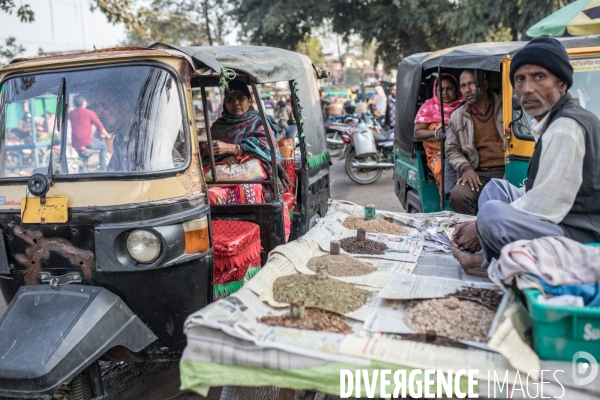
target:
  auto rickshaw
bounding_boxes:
[393,36,600,213]
[0,44,330,398]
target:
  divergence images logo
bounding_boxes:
[572,351,598,386]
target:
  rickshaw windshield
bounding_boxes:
[0,64,187,178]
[570,57,600,119]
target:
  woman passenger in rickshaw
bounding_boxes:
[413,73,463,197]
[209,79,290,201]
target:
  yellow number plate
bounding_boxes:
[20,196,68,224]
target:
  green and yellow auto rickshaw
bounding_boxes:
[0,44,330,399]
[393,36,600,213]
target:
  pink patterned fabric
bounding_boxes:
[414,73,464,124]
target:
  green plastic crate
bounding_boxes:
[523,289,600,361]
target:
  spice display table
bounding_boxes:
[180,201,600,399]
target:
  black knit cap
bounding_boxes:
[510,36,573,89]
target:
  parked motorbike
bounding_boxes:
[339,114,394,185]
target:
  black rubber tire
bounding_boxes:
[344,150,383,185]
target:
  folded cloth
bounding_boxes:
[234,184,263,204]
[208,186,236,205]
[490,236,600,286]
[537,277,600,307]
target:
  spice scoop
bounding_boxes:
[290,298,305,320]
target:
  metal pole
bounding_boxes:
[250,81,279,201]
[201,85,217,184]
[438,67,445,211]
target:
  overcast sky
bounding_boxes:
[0,0,130,56]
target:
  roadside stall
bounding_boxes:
[393,35,600,213]
[179,200,600,399]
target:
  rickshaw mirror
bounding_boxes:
[512,94,523,111]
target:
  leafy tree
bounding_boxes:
[446,0,577,43]
[0,0,33,22]
[0,37,26,67]
[230,0,328,50]
[125,0,230,46]
[297,36,325,67]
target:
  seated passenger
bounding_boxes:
[414,73,464,199]
[210,79,290,201]
[445,69,504,215]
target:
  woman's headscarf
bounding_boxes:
[414,73,464,124]
[373,86,388,114]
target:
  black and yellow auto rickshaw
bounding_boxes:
[393,36,600,213]
[0,44,330,398]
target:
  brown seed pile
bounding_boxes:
[404,297,495,342]
[342,216,408,235]
[307,254,377,277]
[273,274,372,314]
[339,237,388,255]
[402,331,467,349]
[258,309,353,334]
[448,288,503,310]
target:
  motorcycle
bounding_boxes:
[325,115,358,157]
[339,114,394,185]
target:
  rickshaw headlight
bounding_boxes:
[126,229,162,264]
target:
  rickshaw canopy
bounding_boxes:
[394,36,600,156]
[150,43,308,84]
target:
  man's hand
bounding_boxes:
[457,169,482,192]
[212,140,237,156]
[451,221,482,252]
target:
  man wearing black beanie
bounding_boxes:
[452,36,600,276]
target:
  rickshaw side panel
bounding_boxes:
[393,148,441,213]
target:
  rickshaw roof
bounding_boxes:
[149,43,315,84]
[394,35,600,156]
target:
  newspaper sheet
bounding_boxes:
[487,290,541,378]
[362,298,415,334]
[271,236,415,289]
[184,287,370,366]
[305,219,424,263]
[339,335,519,382]
[379,271,497,300]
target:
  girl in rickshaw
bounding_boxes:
[209,79,290,201]
[413,73,463,197]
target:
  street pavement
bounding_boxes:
[0,158,403,399]
[329,155,404,212]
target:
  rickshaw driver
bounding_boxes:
[451,37,600,276]
[92,79,183,173]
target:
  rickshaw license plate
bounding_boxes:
[20,196,68,224]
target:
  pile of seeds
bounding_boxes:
[307,254,377,277]
[448,287,503,310]
[404,297,495,342]
[342,216,408,235]
[259,309,353,334]
[273,274,372,314]
[402,331,467,349]
[339,237,388,255]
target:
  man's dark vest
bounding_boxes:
[525,93,600,243]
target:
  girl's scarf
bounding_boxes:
[414,73,464,124]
